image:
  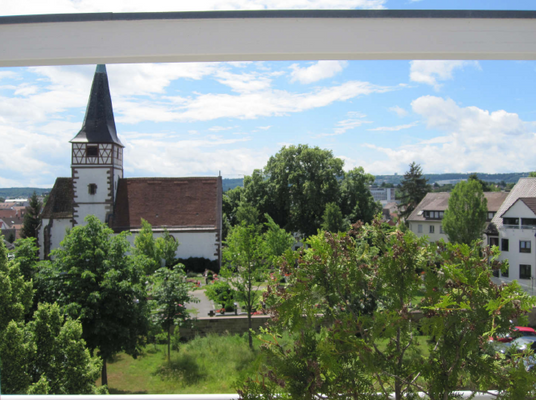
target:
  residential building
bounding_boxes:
[369,186,396,205]
[38,65,222,265]
[408,191,508,243]
[486,178,536,283]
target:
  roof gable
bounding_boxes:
[41,178,73,219]
[491,178,536,229]
[501,197,536,218]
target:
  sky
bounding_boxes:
[1,0,536,188]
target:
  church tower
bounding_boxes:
[70,64,124,226]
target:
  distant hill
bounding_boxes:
[0,188,51,199]
[221,172,531,191]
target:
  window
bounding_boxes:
[501,265,509,278]
[520,241,531,253]
[489,237,499,247]
[418,224,422,233]
[440,225,444,234]
[503,217,519,227]
[487,212,495,220]
[520,264,532,279]
[88,184,97,195]
[522,218,536,227]
[501,239,509,252]
[86,145,98,157]
[439,211,444,218]
[429,225,435,234]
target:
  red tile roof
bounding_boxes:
[112,177,222,231]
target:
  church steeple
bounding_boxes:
[71,64,123,146]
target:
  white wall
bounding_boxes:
[73,168,110,225]
[125,230,219,261]
[410,221,449,243]
[39,218,72,259]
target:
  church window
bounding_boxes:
[87,145,98,157]
[88,184,97,195]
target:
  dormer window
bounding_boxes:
[87,146,98,157]
[88,184,97,195]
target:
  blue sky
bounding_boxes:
[1,0,535,188]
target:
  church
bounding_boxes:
[38,65,223,265]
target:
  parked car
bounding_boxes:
[495,326,536,343]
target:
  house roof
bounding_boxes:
[112,177,222,232]
[407,191,509,222]
[492,178,536,229]
[41,178,73,219]
[0,209,18,219]
[519,198,536,215]
[70,65,123,147]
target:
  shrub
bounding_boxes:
[178,257,220,274]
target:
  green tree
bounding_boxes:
[0,237,101,395]
[263,145,344,237]
[321,202,349,233]
[399,162,430,221]
[528,171,536,177]
[236,201,260,226]
[134,218,158,273]
[222,224,267,350]
[468,173,498,192]
[263,214,294,266]
[20,191,42,239]
[442,180,488,245]
[237,224,535,400]
[155,229,179,268]
[339,166,380,224]
[150,265,198,362]
[11,237,39,282]
[41,216,150,386]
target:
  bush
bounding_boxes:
[178,257,220,274]
[205,280,235,309]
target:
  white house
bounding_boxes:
[408,191,508,243]
[38,65,222,265]
[486,178,536,283]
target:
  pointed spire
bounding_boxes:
[70,64,124,147]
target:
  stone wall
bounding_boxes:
[180,315,271,340]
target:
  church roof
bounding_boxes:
[41,178,73,219]
[70,65,123,147]
[112,177,222,232]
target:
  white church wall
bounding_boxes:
[50,219,72,250]
[125,230,218,261]
[73,168,110,204]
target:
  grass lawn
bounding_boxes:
[97,333,265,394]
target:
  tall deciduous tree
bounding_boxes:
[321,202,348,233]
[263,214,294,266]
[263,145,344,237]
[134,219,179,272]
[42,216,150,386]
[442,180,488,245]
[150,265,198,362]
[399,162,430,221]
[222,224,267,350]
[20,191,42,239]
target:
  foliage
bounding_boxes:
[178,257,220,274]
[150,265,198,362]
[205,279,236,309]
[134,219,179,273]
[0,238,102,395]
[399,162,430,221]
[39,215,150,386]
[11,237,39,282]
[263,214,295,267]
[321,202,349,233]
[222,224,268,349]
[20,191,42,239]
[442,179,488,245]
[236,222,536,400]
[236,201,260,226]
[468,173,499,192]
[339,166,381,224]
[529,171,536,178]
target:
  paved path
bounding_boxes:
[186,289,215,318]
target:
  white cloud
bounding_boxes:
[409,61,480,90]
[214,70,273,93]
[209,126,234,132]
[317,112,371,137]
[359,96,536,174]
[0,0,386,15]
[258,126,271,130]
[368,122,418,132]
[116,80,392,123]
[289,61,348,84]
[389,105,408,117]
[124,137,271,178]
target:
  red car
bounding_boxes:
[496,326,536,343]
